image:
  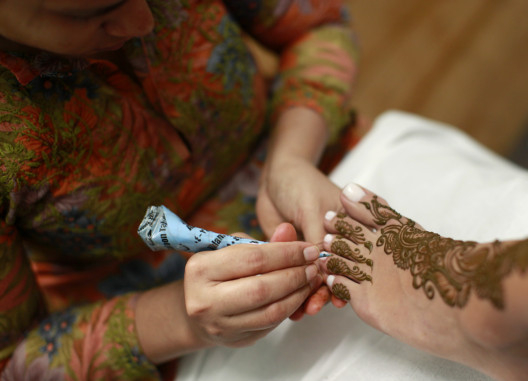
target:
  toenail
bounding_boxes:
[343,183,366,202]
[325,211,337,221]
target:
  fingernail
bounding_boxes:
[303,246,320,261]
[305,264,318,282]
[327,275,335,288]
[324,234,333,245]
[325,211,337,221]
[343,183,366,202]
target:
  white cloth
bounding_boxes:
[176,111,528,381]
[330,110,528,242]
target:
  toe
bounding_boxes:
[321,253,373,284]
[340,183,402,228]
[323,233,374,266]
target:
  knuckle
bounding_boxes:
[250,279,271,304]
[284,243,303,265]
[186,302,209,318]
[245,248,267,274]
[263,303,287,326]
[279,268,304,293]
[185,299,211,319]
[284,248,301,267]
[185,255,206,277]
[204,323,223,339]
[293,267,308,286]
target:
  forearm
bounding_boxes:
[226,0,359,142]
[258,107,343,242]
[266,107,328,166]
[2,293,160,380]
[135,280,211,364]
[268,23,358,144]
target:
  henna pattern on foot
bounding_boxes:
[331,239,373,268]
[334,216,373,253]
[360,196,528,309]
[331,283,351,301]
[327,257,372,284]
[360,196,402,225]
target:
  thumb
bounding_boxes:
[300,212,326,245]
[269,222,297,242]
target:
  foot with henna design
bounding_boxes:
[319,183,528,381]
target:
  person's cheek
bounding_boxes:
[45,17,102,56]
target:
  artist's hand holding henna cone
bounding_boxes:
[135,225,323,363]
[183,237,322,348]
[319,183,528,381]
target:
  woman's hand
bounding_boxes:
[256,107,342,244]
[319,183,528,380]
[257,155,342,243]
[257,165,343,319]
[183,239,322,348]
[256,107,343,319]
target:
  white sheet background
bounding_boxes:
[176,111,528,381]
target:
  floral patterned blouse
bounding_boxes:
[0,0,358,379]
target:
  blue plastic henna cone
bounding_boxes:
[137,205,265,252]
[137,205,332,257]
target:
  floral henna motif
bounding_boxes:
[331,283,351,301]
[335,215,373,252]
[327,257,372,283]
[360,196,402,225]
[331,239,373,268]
[360,196,528,309]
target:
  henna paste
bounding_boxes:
[359,196,528,309]
[334,220,373,252]
[332,283,351,301]
[331,239,373,268]
[327,257,372,283]
[360,196,402,225]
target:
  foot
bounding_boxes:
[319,183,528,380]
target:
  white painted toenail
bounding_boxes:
[343,183,366,202]
[325,211,337,221]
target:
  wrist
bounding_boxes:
[135,280,211,364]
[269,107,328,164]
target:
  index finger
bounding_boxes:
[196,242,321,281]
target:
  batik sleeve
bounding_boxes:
[224,0,360,142]
[0,123,160,380]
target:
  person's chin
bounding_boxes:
[98,40,127,52]
[49,41,127,58]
